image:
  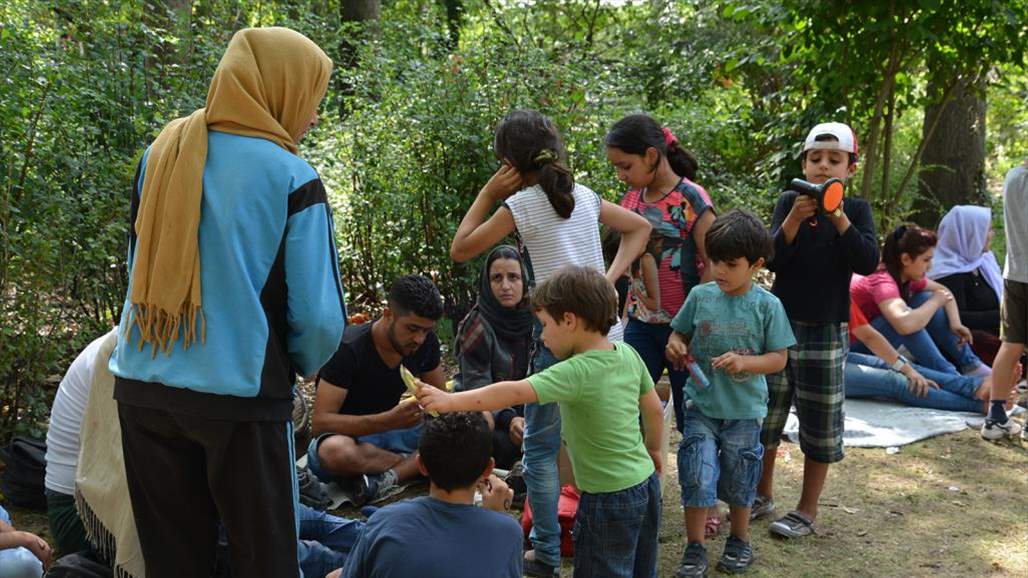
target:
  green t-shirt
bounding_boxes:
[527,342,655,494]
[670,282,796,420]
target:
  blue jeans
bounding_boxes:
[853,291,983,374]
[523,330,563,567]
[678,409,763,508]
[572,473,661,578]
[624,319,688,433]
[306,423,423,484]
[845,352,983,412]
[296,504,364,578]
[0,506,43,578]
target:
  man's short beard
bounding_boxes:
[386,319,410,356]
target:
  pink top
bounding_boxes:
[619,179,713,321]
[850,270,928,322]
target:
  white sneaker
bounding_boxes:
[981,418,1023,440]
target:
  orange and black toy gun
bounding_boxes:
[787,178,844,227]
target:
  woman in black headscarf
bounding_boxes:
[453,245,535,469]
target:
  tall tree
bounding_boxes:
[912,72,988,227]
[338,0,381,118]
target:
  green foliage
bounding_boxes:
[0,0,1025,441]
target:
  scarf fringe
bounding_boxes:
[126,303,206,358]
[75,489,142,578]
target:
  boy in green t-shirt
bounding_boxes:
[416,265,664,578]
[665,210,796,576]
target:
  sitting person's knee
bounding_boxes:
[318,435,361,474]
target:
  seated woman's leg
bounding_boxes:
[865,314,960,374]
[907,361,984,400]
[909,291,985,374]
[845,352,981,412]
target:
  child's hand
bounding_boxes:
[15,531,53,569]
[712,351,748,375]
[824,200,850,233]
[415,381,454,414]
[647,447,663,478]
[481,163,523,202]
[479,475,514,512]
[785,194,818,226]
[665,333,690,370]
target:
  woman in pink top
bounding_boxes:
[850,224,989,376]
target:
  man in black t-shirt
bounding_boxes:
[309,275,446,504]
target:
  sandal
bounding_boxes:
[704,514,721,538]
[768,510,817,538]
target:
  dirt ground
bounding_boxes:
[6,420,1027,577]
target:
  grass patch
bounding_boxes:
[5,425,1026,577]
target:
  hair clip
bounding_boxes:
[533,149,558,165]
[662,127,678,147]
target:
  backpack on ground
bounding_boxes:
[0,436,47,511]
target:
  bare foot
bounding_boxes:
[975,374,993,400]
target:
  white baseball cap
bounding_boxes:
[802,122,859,155]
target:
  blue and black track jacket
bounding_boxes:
[110,131,346,421]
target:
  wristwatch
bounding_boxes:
[890,355,909,372]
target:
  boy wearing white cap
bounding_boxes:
[753,122,879,538]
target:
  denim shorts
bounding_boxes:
[306,423,423,484]
[678,408,763,508]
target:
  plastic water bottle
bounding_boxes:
[685,355,711,391]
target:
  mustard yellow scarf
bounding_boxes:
[128,27,332,354]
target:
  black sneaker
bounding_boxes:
[716,535,754,574]
[675,541,708,578]
[522,557,559,577]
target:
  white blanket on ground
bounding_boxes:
[783,398,980,448]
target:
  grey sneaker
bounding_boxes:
[716,535,754,574]
[354,470,399,506]
[768,511,817,538]
[749,495,775,521]
[675,541,709,577]
[981,418,1023,441]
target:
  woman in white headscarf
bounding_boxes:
[930,205,1006,366]
[930,205,1003,335]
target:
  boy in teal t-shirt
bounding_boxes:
[665,210,796,576]
[417,265,664,578]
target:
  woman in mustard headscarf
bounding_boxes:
[108,28,346,577]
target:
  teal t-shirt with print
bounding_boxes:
[670,282,796,419]
[527,342,655,494]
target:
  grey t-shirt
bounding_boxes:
[1003,165,1028,283]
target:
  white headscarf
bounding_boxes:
[928,205,1003,302]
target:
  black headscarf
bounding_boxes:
[476,245,534,343]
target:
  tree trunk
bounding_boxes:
[912,73,987,228]
[441,0,464,49]
[142,0,192,92]
[338,0,380,119]
[343,0,381,22]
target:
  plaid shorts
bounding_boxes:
[761,321,848,464]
